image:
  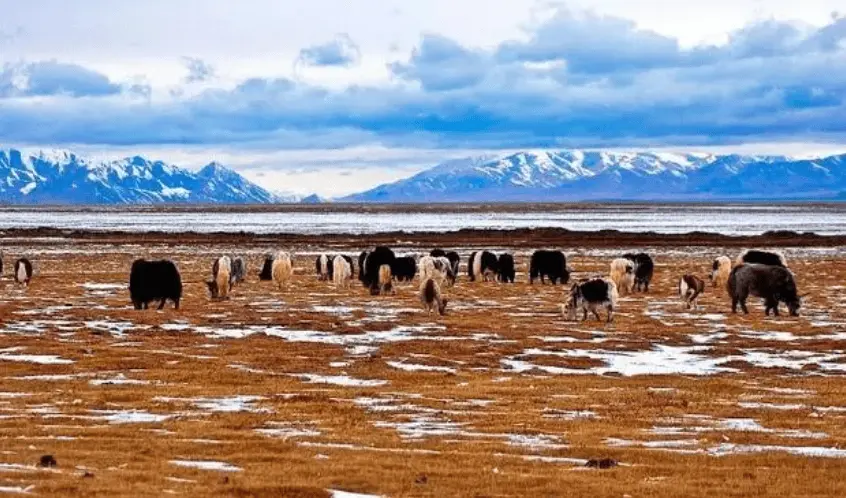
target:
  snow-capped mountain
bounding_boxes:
[343,150,846,202]
[0,149,279,204]
[299,194,329,204]
[272,190,305,203]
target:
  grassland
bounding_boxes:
[0,232,845,497]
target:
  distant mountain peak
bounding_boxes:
[0,147,279,204]
[300,193,327,204]
[198,161,230,174]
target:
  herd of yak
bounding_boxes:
[124,247,803,323]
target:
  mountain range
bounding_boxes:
[2,148,845,204]
[343,150,846,202]
[0,148,279,204]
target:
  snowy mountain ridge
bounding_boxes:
[0,148,279,204]
[343,150,845,202]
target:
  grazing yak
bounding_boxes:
[471,251,499,282]
[362,247,396,293]
[498,253,516,283]
[259,254,275,281]
[129,259,182,310]
[206,256,232,299]
[623,253,655,292]
[467,252,478,281]
[445,251,460,280]
[432,250,459,280]
[710,256,732,289]
[271,251,294,290]
[728,264,803,316]
[339,255,355,278]
[14,258,33,287]
[419,256,454,287]
[391,256,418,282]
[736,249,787,268]
[435,256,457,285]
[563,278,618,323]
[230,256,247,286]
[529,250,569,285]
[315,254,334,281]
[332,255,353,288]
[420,277,448,315]
[609,258,635,295]
[678,274,706,310]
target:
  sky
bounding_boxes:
[1,0,845,196]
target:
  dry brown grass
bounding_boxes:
[0,236,845,497]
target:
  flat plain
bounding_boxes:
[1,229,845,497]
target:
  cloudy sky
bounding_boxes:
[1,0,845,196]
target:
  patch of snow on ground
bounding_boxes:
[169,460,242,472]
[707,444,846,458]
[89,373,149,386]
[650,416,827,439]
[386,360,457,374]
[292,373,388,387]
[154,395,268,413]
[0,347,73,365]
[0,485,35,494]
[542,409,598,420]
[503,345,733,376]
[84,321,142,336]
[89,409,171,424]
[329,490,383,498]
[374,416,466,440]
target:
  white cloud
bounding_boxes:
[2,0,843,84]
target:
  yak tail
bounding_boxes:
[606,279,619,307]
[16,262,27,284]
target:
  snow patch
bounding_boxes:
[169,460,242,472]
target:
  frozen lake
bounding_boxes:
[0,205,843,236]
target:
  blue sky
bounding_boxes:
[1,0,845,195]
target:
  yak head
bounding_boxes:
[787,292,809,317]
[787,299,801,317]
[206,280,220,299]
[438,298,449,316]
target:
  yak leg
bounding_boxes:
[606,305,614,323]
[767,298,780,316]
